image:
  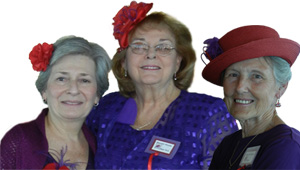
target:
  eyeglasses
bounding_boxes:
[129,43,176,56]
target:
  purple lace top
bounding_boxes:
[209,124,300,169]
[1,108,96,169]
[87,90,238,169]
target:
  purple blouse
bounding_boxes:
[1,108,96,170]
[86,90,238,169]
[209,124,300,169]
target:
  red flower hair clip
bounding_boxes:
[113,1,153,52]
[29,42,54,71]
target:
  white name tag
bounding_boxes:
[239,145,261,167]
[145,136,181,159]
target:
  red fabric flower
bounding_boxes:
[43,163,69,170]
[29,43,54,71]
[113,1,153,51]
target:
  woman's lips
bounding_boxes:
[61,101,83,105]
[234,99,254,104]
[140,66,160,70]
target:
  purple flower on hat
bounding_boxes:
[203,37,223,60]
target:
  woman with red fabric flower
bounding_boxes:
[86,1,238,169]
[1,36,111,169]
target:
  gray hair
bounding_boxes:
[265,56,292,86]
[221,56,292,86]
[35,35,111,98]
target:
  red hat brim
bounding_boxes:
[202,38,300,86]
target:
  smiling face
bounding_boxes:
[124,27,182,89]
[223,57,282,122]
[42,54,99,121]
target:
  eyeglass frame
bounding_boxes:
[128,42,176,57]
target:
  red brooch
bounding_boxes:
[43,163,69,170]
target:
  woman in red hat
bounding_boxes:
[202,25,300,169]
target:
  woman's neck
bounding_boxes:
[135,81,180,102]
[131,85,181,130]
[239,110,285,138]
[45,113,84,141]
[45,113,89,170]
[135,86,180,109]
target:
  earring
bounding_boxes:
[275,99,281,107]
[94,103,99,107]
[173,72,177,81]
[43,99,47,104]
[124,70,127,77]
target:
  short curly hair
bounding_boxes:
[112,12,196,97]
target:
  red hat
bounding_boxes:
[202,25,300,86]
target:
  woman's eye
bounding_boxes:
[228,73,238,77]
[253,74,263,79]
[131,43,147,49]
[57,77,66,81]
[81,79,91,83]
[138,45,148,50]
[133,45,141,49]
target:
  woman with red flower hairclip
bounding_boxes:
[86,1,238,169]
[1,36,111,169]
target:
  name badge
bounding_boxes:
[239,145,261,167]
[145,136,181,159]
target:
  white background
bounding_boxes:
[1,0,300,139]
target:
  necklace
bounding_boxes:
[228,134,258,169]
[134,121,152,131]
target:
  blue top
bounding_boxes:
[209,124,300,169]
[86,90,238,169]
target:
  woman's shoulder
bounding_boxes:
[1,114,44,146]
[253,125,300,168]
[181,91,228,115]
[2,123,26,144]
[181,90,224,104]
[87,92,128,126]
[1,111,49,169]
[179,91,236,126]
[99,91,127,104]
[1,119,41,160]
[265,124,300,147]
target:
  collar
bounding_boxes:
[116,97,137,125]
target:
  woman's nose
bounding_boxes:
[236,77,249,94]
[146,47,156,59]
[67,80,80,95]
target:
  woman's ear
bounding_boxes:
[176,55,182,72]
[42,91,47,101]
[95,96,100,105]
[276,83,288,99]
[121,56,127,70]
